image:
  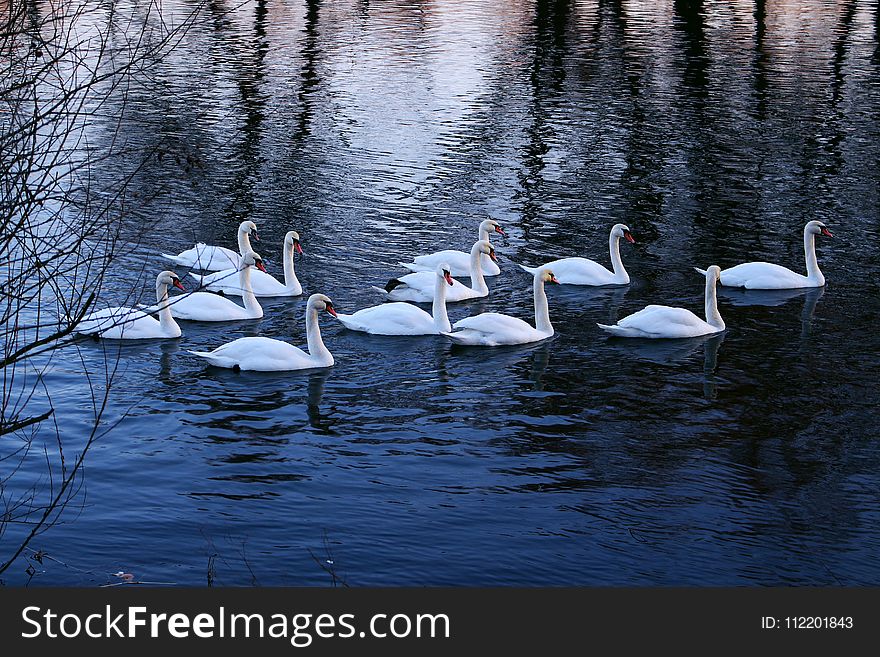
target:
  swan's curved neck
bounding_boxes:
[306,306,333,365]
[283,242,299,289]
[156,283,176,329]
[238,264,262,314]
[534,276,553,334]
[704,275,725,330]
[478,226,491,244]
[608,231,628,283]
[469,246,489,294]
[237,229,252,256]
[432,274,452,333]
[803,228,824,284]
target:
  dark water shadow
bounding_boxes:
[718,285,825,308]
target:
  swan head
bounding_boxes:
[157,270,185,291]
[308,293,337,317]
[480,217,505,236]
[285,230,304,254]
[612,223,636,244]
[242,250,267,273]
[435,263,454,286]
[238,220,259,241]
[472,239,498,262]
[705,265,722,282]
[806,220,833,238]
[538,268,560,285]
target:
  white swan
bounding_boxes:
[189,230,304,297]
[695,220,832,289]
[598,266,726,338]
[337,264,454,335]
[161,220,259,271]
[518,223,635,285]
[143,251,265,321]
[399,218,505,276]
[374,240,496,303]
[442,268,559,346]
[76,271,185,339]
[188,294,336,371]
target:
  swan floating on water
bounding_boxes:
[374,240,496,303]
[190,230,304,297]
[188,294,336,371]
[161,220,259,271]
[598,265,726,339]
[443,268,559,346]
[76,271,185,340]
[518,223,635,286]
[337,264,454,335]
[695,220,832,289]
[142,250,266,321]
[399,218,505,277]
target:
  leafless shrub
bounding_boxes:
[0,0,204,578]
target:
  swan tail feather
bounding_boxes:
[369,286,390,296]
[187,350,231,368]
[597,323,639,338]
[693,267,708,276]
[515,262,538,276]
[397,262,421,273]
[441,331,472,345]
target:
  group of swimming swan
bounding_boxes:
[74,218,832,371]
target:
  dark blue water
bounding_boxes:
[4,0,880,586]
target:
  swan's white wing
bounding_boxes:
[720,262,808,289]
[163,292,250,320]
[450,312,546,345]
[539,257,615,284]
[397,271,437,289]
[348,303,433,332]
[408,250,499,276]
[197,268,288,296]
[412,249,468,267]
[77,306,160,339]
[164,244,240,271]
[389,272,478,302]
[617,305,702,329]
[606,305,717,338]
[191,336,312,370]
[453,312,530,333]
[190,268,237,288]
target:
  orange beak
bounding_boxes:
[173,280,186,291]
[821,227,833,237]
[294,241,304,254]
[255,260,267,273]
[495,225,505,236]
[624,230,635,244]
[326,305,337,317]
[489,250,498,262]
[444,272,454,286]
[550,275,560,284]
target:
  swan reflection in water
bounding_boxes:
[603,332,726,399]
[306,368,337,433]
[719,285,824,337]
